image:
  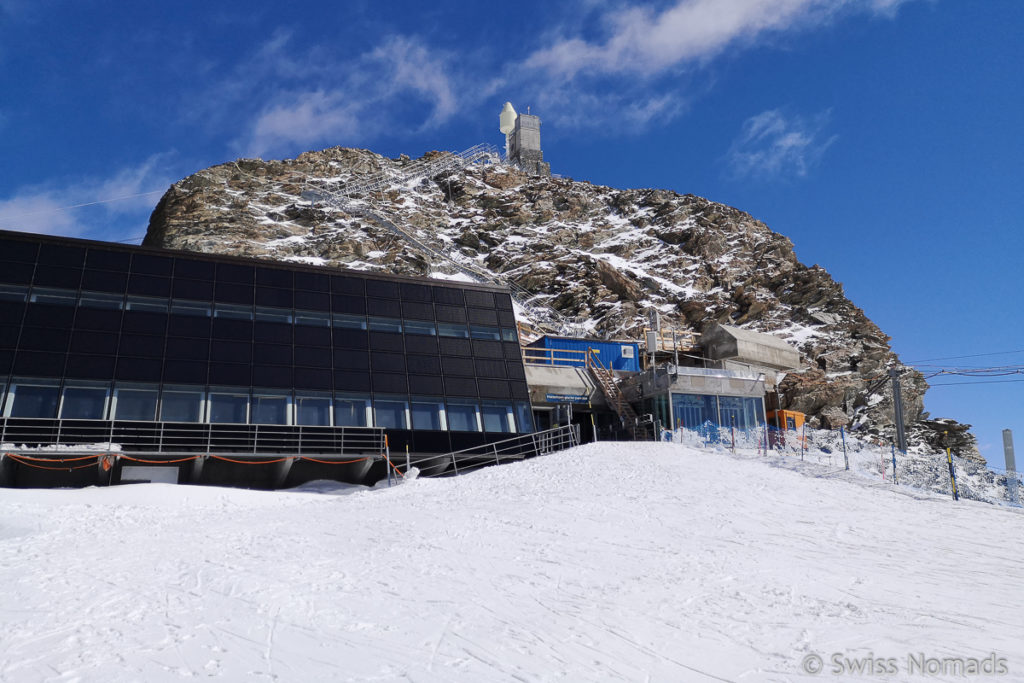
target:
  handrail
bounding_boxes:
[585,348,637,424]
[0,417,385,456]
[299,143,584,338]
[642,327,699,351]
[422,424,581,478]
[521,347,590,366]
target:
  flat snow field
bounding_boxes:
[1,443,1022,682]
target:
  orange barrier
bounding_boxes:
[3,451,380,471]
[298,456,371,465]
[4,452,102,462]
[120,454,199,464]
[4,453,100,471]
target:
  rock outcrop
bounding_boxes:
[144,147,980,459]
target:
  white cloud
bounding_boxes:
[725,108,837,179]
[233,35,462,157]
[0,155,172,240]
[532,87,687,133]
[525,0,917,79]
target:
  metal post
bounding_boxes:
[493,443,500,465]
[730,416,736,454]
[944,431,959,501]
[1003,429,1019,506]
[889,368,908,454]
[841,426,849,470]
[890,442,898,485]
[406,444,410,474]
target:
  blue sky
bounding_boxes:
[1,0,1021,466]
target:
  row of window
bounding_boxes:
[643,393,766,432]
[0,239,511,309]
[0,285,519,341]
[0,378,534,433]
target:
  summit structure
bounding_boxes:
[499,102,550,177]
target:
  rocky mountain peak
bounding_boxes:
[144,146,980,460]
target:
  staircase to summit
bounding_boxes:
[297,144,582,337]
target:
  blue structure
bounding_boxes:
[525,336,640,372]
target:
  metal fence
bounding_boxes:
[0,417,385,457]
[402,424,581,480]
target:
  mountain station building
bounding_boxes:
[0,229,801,489]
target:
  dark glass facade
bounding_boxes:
[0,230,533,457]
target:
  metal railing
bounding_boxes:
[643,327,698,352]
[300,142,583,338]
[303,143,500,203]
[419,424,581,478]
[521,346,591,367]
[0,418,385,458]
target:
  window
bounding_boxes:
[446,400,480,432]
[671,394,719,430]
[718,396,746,430]
[254,306,292,324]
[403,320,436,336]
[251,391,289,425]
[368,317,402,333]
[213,303,252,320]
[170,300,211,317]
[515,402,534,433]
[500,328,518,342]
[113,383,159,421]
[373,396,408,429]
[295,310,330,327]
[411,396,446,430]
[332,314,367,330]
[208,388,249,423]
[59,381,110,419]
[481,401,514,433]
[29,288,76,306]
[295,392,332,426]
[126,295,169,313]
[437,322,469,338]
[161,385,205,422]
[5,379,60,418]
[470,325,501,341]
[0,284,28,302]
[334,394,370,427]
[80,291,124,310]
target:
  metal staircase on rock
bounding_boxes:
[299,144,582,337]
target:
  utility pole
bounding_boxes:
[1003,429,1020,506]
[888,368,908,454]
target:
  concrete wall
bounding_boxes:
[524,364,606,407]
[701,324,800,371]
[623,367,766,402]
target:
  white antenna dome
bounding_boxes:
[499,101,517,135]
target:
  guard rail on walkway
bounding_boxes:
[0,417,385,457]
[419,424,581,478]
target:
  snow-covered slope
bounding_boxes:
[2,443,1020,681]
